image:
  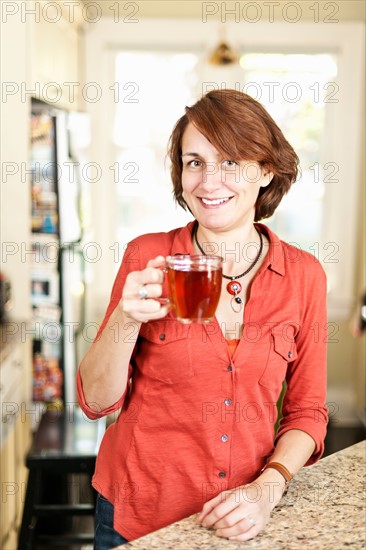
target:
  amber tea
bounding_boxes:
[166,255,223,324]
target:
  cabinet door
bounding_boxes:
[0,425,16,548]
[1,339,32,545]
[3,528,18,550]
[29,10,81,108]
[14,413,31,530]
[0,438,7,547]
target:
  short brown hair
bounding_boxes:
[168,89,299,221]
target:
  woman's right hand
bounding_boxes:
[120,255,170,323]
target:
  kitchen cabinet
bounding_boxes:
[0,427,16,549]
[28,0,85,110]
[0,332,32,549]
[1,0,86,324]
[1,6,85,543]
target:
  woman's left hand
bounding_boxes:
[197,475,285,542]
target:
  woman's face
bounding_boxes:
[181,123,272,232]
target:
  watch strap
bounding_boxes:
[261,461,293,482]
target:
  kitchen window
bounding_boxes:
[112,50,337,256]
[85,20,364,319]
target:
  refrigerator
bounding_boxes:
[30,98,91,408]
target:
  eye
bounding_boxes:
[222,160,238,169]
[186,159,202,168]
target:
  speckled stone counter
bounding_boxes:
[115,441,365,550]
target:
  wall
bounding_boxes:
[326,50,365,423]
[352,90,365,421]
[1,7,31,321]
[85,0,366,22]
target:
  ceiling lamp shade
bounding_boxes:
[208,41,239,66]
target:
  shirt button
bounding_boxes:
[221,434,229,442]
[159,333,166,341]
[224,399,232,406]
[218,471,226,478]
[227,365,233,372]
[288,351,292,358]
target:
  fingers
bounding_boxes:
[216,515,260,540]
[138,283,163,300]
[124,262,164,298]
[122,298,170,323]
[200,500,262,541]
[120,257,169,323]
[198,489,238,527]
[197,493,224,523]
[228,524,260,542]
[128,267,164,291]
[146,255,166,269]
[198,486,268,542]
[212,507,247,531]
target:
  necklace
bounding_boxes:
[193,222,263,313]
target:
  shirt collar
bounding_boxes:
[256,222,286,276]
[170,221,196,255]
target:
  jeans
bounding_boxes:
[94,493,129,549]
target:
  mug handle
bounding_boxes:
[154,259,170,307]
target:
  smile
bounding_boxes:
[200,197,232,206]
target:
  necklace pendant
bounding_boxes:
[227,280,243,313]
[231,296,243,313]
[227,280,242,296]
[193,221,262,316]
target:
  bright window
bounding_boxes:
[240,53,338,251]
[87,20,363,319]
[113,50,337,256]
[114,52,197,247]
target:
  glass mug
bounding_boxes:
[165,255,223,324]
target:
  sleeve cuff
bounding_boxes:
[275,420,327,465]
[76,369,125,420]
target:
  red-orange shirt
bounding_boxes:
[226,338,240,357]
[77,222,328,541]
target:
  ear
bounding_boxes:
[260,170,274,188]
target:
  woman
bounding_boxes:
[77,89,328,548]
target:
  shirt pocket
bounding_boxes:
[258,326,298,391]
[138,319,194,384]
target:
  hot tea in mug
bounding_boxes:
[166,255,223,324]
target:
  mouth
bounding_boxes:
[198,197,233,208]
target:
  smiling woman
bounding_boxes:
[169,90,299,241]
[78,89,328,548]
[179,125,272,238]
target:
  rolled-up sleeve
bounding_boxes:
[77,242,140,419]
[77,364,133,419]
[275,260,328,464]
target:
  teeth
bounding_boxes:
[201,197,230,205]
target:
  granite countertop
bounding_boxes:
[116,441,365,550]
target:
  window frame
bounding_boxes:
[84,19,365,320]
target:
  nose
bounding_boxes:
[201,161,223,189]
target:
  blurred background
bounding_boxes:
[1,1,365,547]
